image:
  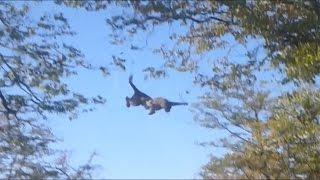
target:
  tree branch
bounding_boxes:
[0,54,44,105]
[0,90,17,119]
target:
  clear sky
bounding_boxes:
[27,2,235,179]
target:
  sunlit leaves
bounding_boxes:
[153,46,198,73]
[142,67,166,80]
[103,0,320,82]
[55,0,320,178]
[54,0,110,11]
[279,43,320,83]
[200,88,320,179]
[0,2,103,178]
[99,66,110,76]
[110,55,126,71]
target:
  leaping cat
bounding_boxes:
[126,75,152,109]
[146,97,188,115]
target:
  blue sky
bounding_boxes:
[20,1,320,179]
[26,2,240,179]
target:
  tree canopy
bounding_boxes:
[99,0,320,178]
[1,0,320,179]
[0,1,105,178]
